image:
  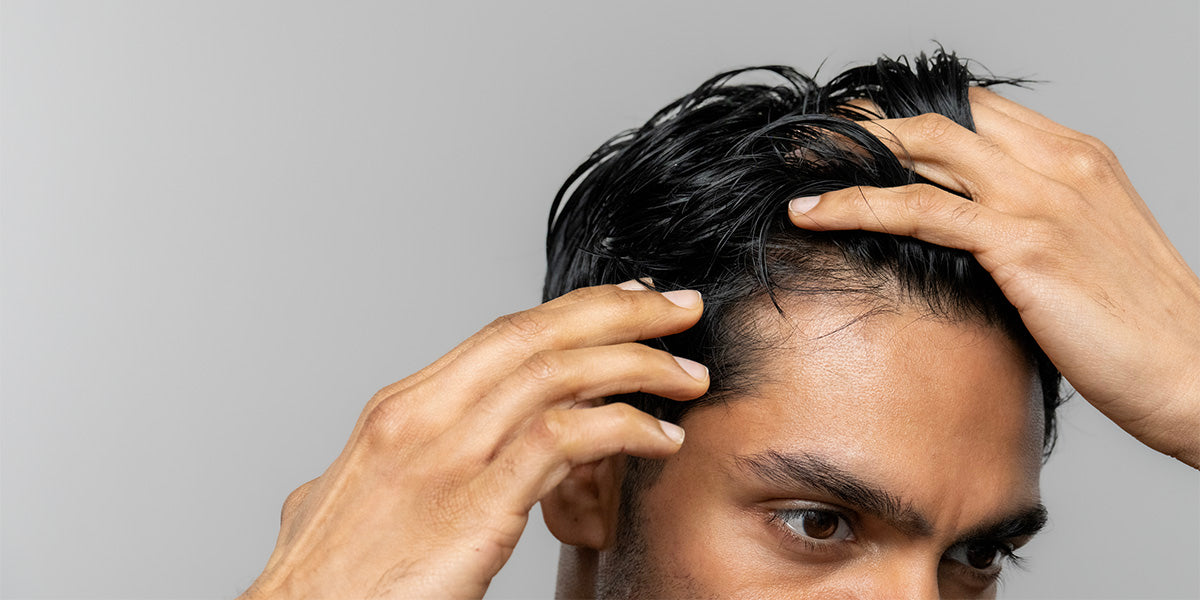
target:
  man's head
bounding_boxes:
[540,50,1062,598]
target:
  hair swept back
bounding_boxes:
[543,49,1063,460]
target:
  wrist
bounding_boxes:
[1149,350,1200,469]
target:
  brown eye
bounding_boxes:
[965,543,999,569]
[945,541,1010,576]
[801,511,839,539]
[778,509,853,543]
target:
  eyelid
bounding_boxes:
[768,499,860,524]
[946,538,1019,560]
[941,540,1024,586]
[767,502,858,553]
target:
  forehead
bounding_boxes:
[688,298,1045,526]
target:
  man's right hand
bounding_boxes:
[237,281,709,599]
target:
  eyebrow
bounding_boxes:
[734,450,1048,542]
[954,503,1048,547]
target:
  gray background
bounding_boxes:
[2,1,1197,598]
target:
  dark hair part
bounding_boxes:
[543,51,1064,481]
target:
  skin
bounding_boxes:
[237,89,1200,599]
[790,89,1200,467]
[582,301,1046,598]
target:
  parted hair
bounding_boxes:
[543,49,1063,459]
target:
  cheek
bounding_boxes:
[633,450,784,596]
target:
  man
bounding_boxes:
[238,51,1200,598]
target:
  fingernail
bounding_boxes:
[661,289,702,309]
[617,278,653,291]
[789,196,821,214]
[658,419,685,444]
[673,356,709,381]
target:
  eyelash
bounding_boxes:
[767,508,1027,586]
[767,507,857,554]
[942,541,1026,586]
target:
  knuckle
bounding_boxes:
[1077,134,1118,163]
[281,479,316,523]
[279,480,319,523]
[628,342,662,362]
[520,350,563,383]
[610,401,646,427]
[527,410,570,453]
[634,345,687,378]
[947,201,981,228]
[369,381,403,406]
[844,186,877,212]
[361,395,414,447]
[906,184,943,216]
[1063,139,1115,182]
[976,137,1009,165]
[911,112,958,142]
[558,283,645,320]
[560,284,608,302]
[603,285,643,313]
[494,309,551,346]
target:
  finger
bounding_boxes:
[971,96,1148,196]
[787,183,1016,256]
[857,114,1042,210]
[348,334,495,450]
[972,87,1142,199]
[356,280,681,430]
[341,281,677,476]
[480,402,685,508]
[487,282,702,353]
[373,279,654,398]
[464,342,709,442]
[970,91,1126,183]
[969,93,1164,233]
[970,87,1098,148]
[418,283,704,410]
[351,306,538,444]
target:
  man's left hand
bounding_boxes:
[788,88,1200,468]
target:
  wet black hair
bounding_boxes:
[543,50,1063,463]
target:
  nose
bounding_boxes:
[858,561,939,600]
